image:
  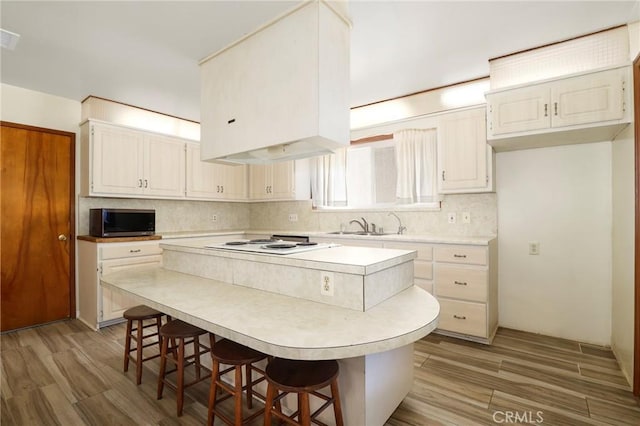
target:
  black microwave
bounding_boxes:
[89,208,155,237]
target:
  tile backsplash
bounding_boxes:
[77,193,496,237]
[250,193,497,236]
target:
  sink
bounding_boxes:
[327,231,394,236]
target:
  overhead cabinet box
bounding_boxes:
[199,0,351,163]
[486,65,631,151]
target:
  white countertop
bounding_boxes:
[158,229,495,245]
[101,267,440,360]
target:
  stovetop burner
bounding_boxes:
[206,240,337,255]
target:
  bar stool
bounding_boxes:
[157,319,211,416]
[123,305,165,385]
[207,337,268,426]
[264,358,344,426]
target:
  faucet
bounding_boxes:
[388,212,406,235]
[349,217,369,233]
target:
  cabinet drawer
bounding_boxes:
[101,255,163,275]
[438,299,487,337]
[435,265,487,302]
[100,243,162,260]
[384,242,433,260]
[434,246,487,265]
[414,261,433,280]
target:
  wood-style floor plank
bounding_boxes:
[1,319,638,426]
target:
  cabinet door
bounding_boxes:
[551,67,625,128]
[222,164,248,200]
[271,161,295,199]
[487,85,550,136]
[91,123,144,195]
[437,108,491,193]
[100,255,162,322]
[144,134,185,198]
[249,164,272,199]
[186,143,225,199]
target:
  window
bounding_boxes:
[311,129,441,210]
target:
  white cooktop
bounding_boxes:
[205,239,338,255]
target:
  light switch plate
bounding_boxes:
[447,212,456,224]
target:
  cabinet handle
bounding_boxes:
[129,249,141,253]
[454,281,467,286]
[221,185,224,193]
[453,254,467,258]
[544,103,548,117]
[138,179,143,188]
[144,179,148,188]
[453,315,467,320]
[216,185,220,193]
[442,170,446,181]
[554,102,558,116]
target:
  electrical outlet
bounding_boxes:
[288,213,298,222]
[447,212,456,224]
[320,271,334,296]
[211,214,218,222]
[529,242,540,255]
[462,212,471,224]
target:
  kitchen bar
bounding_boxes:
[101,238,440,425]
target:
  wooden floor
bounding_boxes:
[1,320,639,425]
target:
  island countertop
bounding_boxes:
[101,267,440,360]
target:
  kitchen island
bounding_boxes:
[101,238,440,425]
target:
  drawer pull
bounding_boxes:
[129,249,142,253]
[454,281,467,286]
[453,254,467,258]
[453,314,467,320]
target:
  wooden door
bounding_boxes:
[1,122,75,331]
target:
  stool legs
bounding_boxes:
[330,379,344,426]
[123,314,163,385]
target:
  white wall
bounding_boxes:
[0,83,81,133]
[497,142,612,345]
[611,124,635,384]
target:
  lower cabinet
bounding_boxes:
[78,239,163,329]
[432,241,498,343]
[383,241,433,294]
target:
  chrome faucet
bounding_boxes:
[349,217,369,233]
[388,212,406,235]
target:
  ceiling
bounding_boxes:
[1,1,638,122]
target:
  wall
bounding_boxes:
[496,142,612,345]
[611,124,635,384]
[77,197,250,235]
[249,193,497,236]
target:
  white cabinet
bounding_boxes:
[433,241,498,343]
[199,1,350,162]
[437,107,494,194]
[186,143,247,200]
[486,66,630,151]
[78,239,163,329]
[81,120,186,199]
[249,160,310,201]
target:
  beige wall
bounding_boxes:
[496,142,613,345]
[611,124,635,385]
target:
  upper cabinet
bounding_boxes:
[249,160,310,201]
[486,65,631,151]
[186,143,247,201]
[437,107,494,194]
[81,121,185,199]
[199,0,351,163]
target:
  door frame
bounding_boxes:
[0,121,77,322]
[634,54,640,397]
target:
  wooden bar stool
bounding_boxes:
[123,305,165,385]
[264,358,344,426]
[157,319,211,416]
[207,337,268,426]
